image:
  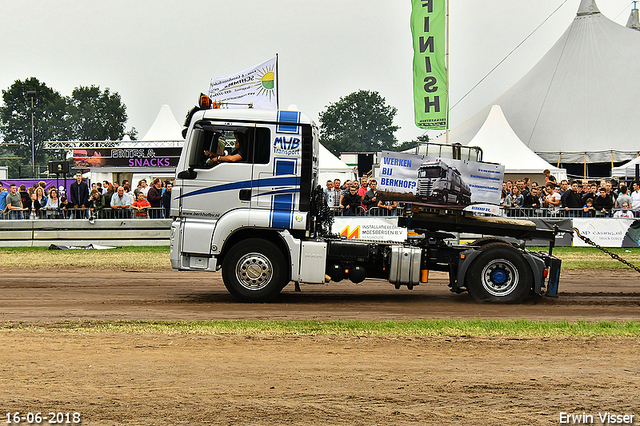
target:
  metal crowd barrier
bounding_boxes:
[502,206,637,218]
[0,207,168,220]
[327,206,398,217]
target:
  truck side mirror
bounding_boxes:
[177,169,197,179]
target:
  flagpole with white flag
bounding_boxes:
[276,53,279,109]
[208,56,278,109]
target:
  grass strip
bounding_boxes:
[2,319,640,337]
[0,246,170,270]
[2,246,640,271]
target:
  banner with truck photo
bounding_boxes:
[377,150,504,207]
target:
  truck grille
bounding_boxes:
[417,180,433,197]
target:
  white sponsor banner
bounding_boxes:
[463,203,503,216]
[208,57,277,109]
[572,218,640,247]
[377,151,504,206]
[332,217,407,243]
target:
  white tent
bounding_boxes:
[318,143,357,185]
[611,156,640,179]
[441,0,640,164]
[140,105,184,142]
[467,105,566,181]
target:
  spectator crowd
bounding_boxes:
[0,173,174,220]
[2,169,638,221]
[500,170,640,218]
[323,175,398,216]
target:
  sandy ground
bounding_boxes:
[1,268,639,425]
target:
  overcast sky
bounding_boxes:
[0,0,635,144]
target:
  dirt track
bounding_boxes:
[1,268,639,425]
[0,268,639,322]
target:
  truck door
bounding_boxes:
[252,113,303,229]
[179,123,256,219]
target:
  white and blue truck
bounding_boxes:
[169,97,562,303]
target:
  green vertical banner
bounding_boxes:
[411,0,447,129]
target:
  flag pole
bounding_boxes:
[276,53,280,110]
[445,0,450,145]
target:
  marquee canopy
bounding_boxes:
[443,0,640,164]
[468,105,566,180]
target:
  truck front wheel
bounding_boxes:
[222,238,288,302]
[466,245,532,303]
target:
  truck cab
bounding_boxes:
[170,107,320,290]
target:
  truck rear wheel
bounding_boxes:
[222,238,288,302]
[466,244,532,303]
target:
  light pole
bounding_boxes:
[26,90,36,178]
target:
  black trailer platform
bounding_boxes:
[400,212,556,242]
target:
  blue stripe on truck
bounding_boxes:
[276,111,301,134]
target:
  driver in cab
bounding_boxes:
[205,132,244,166]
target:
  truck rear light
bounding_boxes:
[543,268,549,278]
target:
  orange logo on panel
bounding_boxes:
[339,225,360,239]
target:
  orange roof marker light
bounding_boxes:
[199,93,212,109]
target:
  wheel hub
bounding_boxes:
[490,268,508,284]
[481,259,519,297]
[236,253,273,291]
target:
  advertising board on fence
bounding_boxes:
[572,218,640,248]
[377,150,504,207]
[73,148,182,168]
[332,217,407,243]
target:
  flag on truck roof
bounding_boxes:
[208,57,278,109]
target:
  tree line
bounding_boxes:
[0,77,134,178]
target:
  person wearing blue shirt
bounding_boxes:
[0,184,7,218]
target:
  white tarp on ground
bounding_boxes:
[318,143,357,184]
[439,0,640,164]
[467,105,566,179]
[611,156,640,179]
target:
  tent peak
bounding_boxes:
[577,0,600,16]
[141,104,184,141]
[627,7,640,30]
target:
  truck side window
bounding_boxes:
[252,128,270,164]
[193,125,270,167]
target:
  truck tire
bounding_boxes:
[222,238,288,302]
[466,244,532,303]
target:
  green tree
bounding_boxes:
[0,79,132,178]
[67,85,128,140]
[319,90,399,156]
[0,77,69,177]
[393,133,429,152]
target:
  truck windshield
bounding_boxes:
[418,167,442,178]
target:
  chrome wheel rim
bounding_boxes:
[235,252,273,291]
[480,259,519,297]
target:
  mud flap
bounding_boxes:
[546,257,562,297]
